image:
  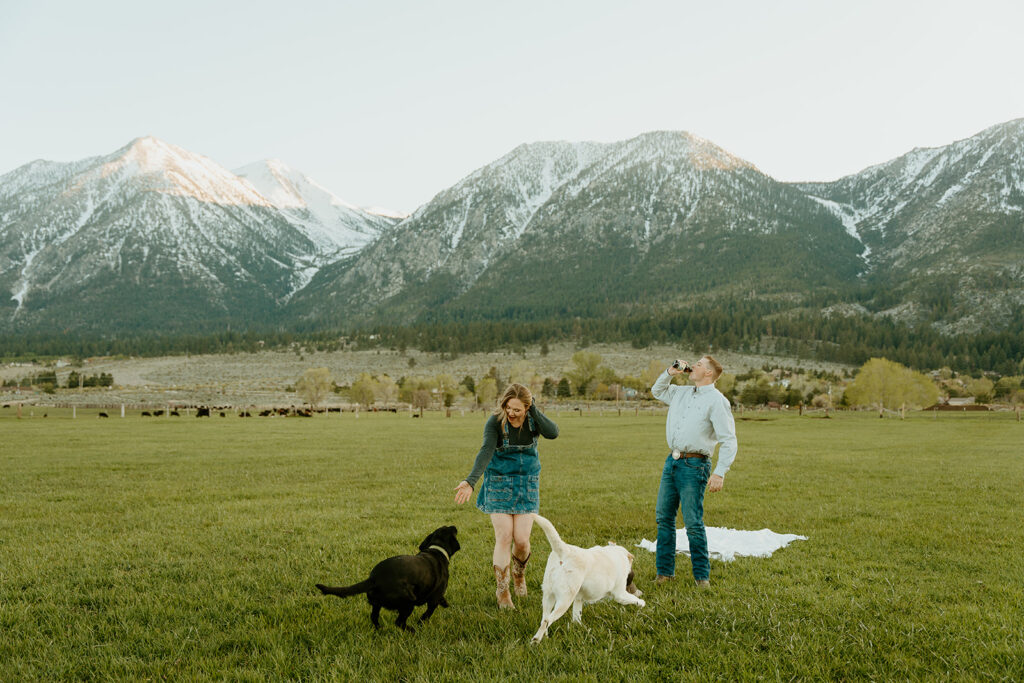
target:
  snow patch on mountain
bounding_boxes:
[10,247,40,309]
[806,196,871,260]
[234,159,390,256]
[363,206,409,219]
[449,195,472,249]
[899,147,944,185]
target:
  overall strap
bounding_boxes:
[501,419,510,447]
[527,414,539,446]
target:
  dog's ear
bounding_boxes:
[448,526,461,553]
[419,529,438,552]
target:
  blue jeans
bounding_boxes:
[655,454,711,580]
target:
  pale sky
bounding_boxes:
[2,0,1022,213]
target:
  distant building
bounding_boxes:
[925,396,989,411]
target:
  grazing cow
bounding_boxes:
[412,413,421,418]
[153,410,164,417]
[170,410,180,416]
[98,412,109,418]
[259,409,272,417]
[196,406,211,417]
[219,412,226,417]
[141,411,151,417]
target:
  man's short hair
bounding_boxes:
[704,355,723,380]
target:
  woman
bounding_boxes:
[454,383,559,609]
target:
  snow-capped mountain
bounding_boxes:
[0,137,396,333]
[234,159,396,257]
[797,119,1024,332]
[290,131,864,326]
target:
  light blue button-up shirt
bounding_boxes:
[651,370,738,478]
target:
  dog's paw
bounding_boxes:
[636,598,646,607]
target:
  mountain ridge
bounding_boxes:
[1,122,1021,340]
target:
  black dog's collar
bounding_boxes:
[427,545,450,562]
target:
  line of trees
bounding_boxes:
[291,353,1020,412]
[2,300,1021,375]
[2,371,113,391]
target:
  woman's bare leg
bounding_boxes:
[490,514,514,566]
[511,513,535,561]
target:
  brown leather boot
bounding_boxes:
[511,553,530,597]
[494,565,514,609]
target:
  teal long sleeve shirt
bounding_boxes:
[464,404,559,488]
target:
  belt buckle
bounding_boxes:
[671,449,681,460]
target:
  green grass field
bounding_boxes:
[1,408,1021,681]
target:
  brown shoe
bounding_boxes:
[695,579,710,589]
[511,553,530,597]
[655,575,675,585]
[494,565,515,609]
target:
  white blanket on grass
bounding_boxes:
[638,527,807,561]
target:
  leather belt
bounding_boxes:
[672,449,708,460]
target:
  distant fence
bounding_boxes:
[7,400,1019,420]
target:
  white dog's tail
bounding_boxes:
[532,515,570,557]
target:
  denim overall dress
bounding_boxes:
[475,415,541,515]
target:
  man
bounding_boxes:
[651,355,737,588]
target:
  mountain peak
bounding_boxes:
[235,158,352,211]
[118,136,187,168]
[627,130,758,172]
[232,158,397,256]
[86,137,272,206]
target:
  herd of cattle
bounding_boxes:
[2,403,405,418]
[93,406,403,418]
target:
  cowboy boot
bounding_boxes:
[493,565,514,609]
[511,552,530,597]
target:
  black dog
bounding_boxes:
[315,525,459,632]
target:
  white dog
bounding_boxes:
[530,514,645,643]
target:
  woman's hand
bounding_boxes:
[454,480,473,504]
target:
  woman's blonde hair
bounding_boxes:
[493,383,533,430]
